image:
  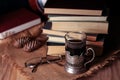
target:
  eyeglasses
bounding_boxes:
[25,55,64,73]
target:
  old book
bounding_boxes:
[47,46,65,56]
[47,35,103,47]
[44,21,108,34]
[44,0,106,15]
[48,15,108,22]
[0,8,41,39]
[43,29,98,41]
[47,32,104,56]
[44,8,102,16]
[47,44,103,56]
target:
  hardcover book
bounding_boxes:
[44,21,108,34]
[47,45,103,56]
[43,29,98,41]
[44,0,106,15]
[46,35,103,46]
[0,8,41,39]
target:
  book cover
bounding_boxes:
[44,21,108,34]
[0,8,41,39]
[44,0,106,15]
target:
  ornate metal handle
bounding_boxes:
[84,48,95,67]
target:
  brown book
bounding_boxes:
[43,29,98,41]
[44,21,108,34]
[47,42,103,56]
[46,34,103,46]
[45,8,102,16]
[44,0,105,16]
[47,30,104,56]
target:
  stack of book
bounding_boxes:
[43,0,109,56]
[43,29,107,56]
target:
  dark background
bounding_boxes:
[103,0,120,54]
[0,0,30,15]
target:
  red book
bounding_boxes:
[0,8,41,39]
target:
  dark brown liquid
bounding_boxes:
[65,40,86,56]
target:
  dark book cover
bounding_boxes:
[0,8,41,39]
[0,8,40,33]
[44,0,106,10]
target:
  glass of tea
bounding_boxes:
[64,31,95,74]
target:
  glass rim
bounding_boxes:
[64,31,87,42]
